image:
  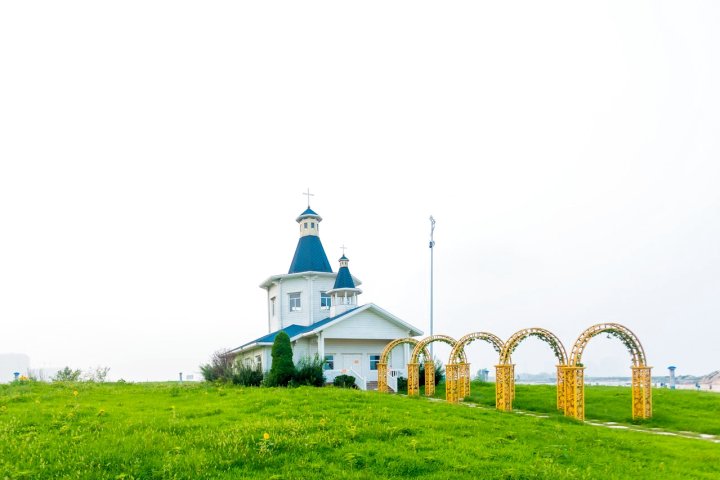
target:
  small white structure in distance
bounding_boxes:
[700,370,720,391]
[0,353,30,383]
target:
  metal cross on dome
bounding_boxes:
[341,244,347,256]
[303,188,314,208]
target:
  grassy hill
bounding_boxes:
[2,381,719,479]
[432,381,720,435]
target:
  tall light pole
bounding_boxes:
[429,216,436,359]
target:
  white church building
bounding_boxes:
[225,204,423,389]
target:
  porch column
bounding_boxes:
[317,332,325,360]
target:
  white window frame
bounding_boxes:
[289,292,301,311]
[324,354,334,370]
[369,354,380,371]
[320,291,331,310]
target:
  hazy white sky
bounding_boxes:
[1,2,718,381]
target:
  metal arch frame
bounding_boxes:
[500,328,568,365]
[570,323,646,367]
[446,332,504,404]
[377,323,653,423]
[450,332,504,363]
[408,335,460,397]
[498,328,568,412]
[566,323,652,420]
[377,338,429,393]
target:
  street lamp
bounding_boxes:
[429,215,436,359]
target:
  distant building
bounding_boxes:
[224,203,423,389]
[699,370,720,390]
[0,353,30,383]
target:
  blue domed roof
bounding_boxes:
[333,265,356,289]
[301,207,318,216]
[288,235,333,274]
[296,208,322,222]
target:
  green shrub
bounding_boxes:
[265,331,295,387]
[83,366,111,382]
[396,376,408,393]
[333,374,356,388]
[200,351,234,382]
[294,355,326,386]
[52,366,82,382]
[419,358,445,386]
[232,361,264,387]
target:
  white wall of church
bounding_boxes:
[233,336,412,384]
[322,339,402,382]
[234,348,268,372]
[310,277,336,322]
[322,311,411,340]
[291,337,314,363]
[266,276,336,332]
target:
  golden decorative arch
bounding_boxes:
[565,323,651,420]
[500,328,567,365]
[408,335,461,397]
[378,323,652,423]
[446,332,504,404]
[570,323,646,366]
[377,338,429,393]
[498,328,568,412]
[450,332,504,362]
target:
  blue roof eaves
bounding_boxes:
[234,307,362,351]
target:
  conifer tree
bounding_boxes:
[266,331,295,386]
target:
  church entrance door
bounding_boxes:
[342,354,363,376]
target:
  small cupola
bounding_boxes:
[296,207,321,237]
[327,252,362,317]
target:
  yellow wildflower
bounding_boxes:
[73,390,78,396]
[263,432,270,440]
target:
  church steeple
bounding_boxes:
[287,194,332,274]
[295,207,322,237]
[327,252,362,316]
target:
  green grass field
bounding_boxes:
[2,381,719,479]
[432,381,720,435]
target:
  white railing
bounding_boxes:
[324,369,367,391]
[387,368,407,393]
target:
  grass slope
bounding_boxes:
[432,381,720,435]
[1,382,719,479]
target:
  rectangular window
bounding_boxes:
[289,292,301,311]
[255,355,262,371]
[369,354,380,371]
[320,292,331,310]
[324,354,334,370]
[270,297,276,317]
